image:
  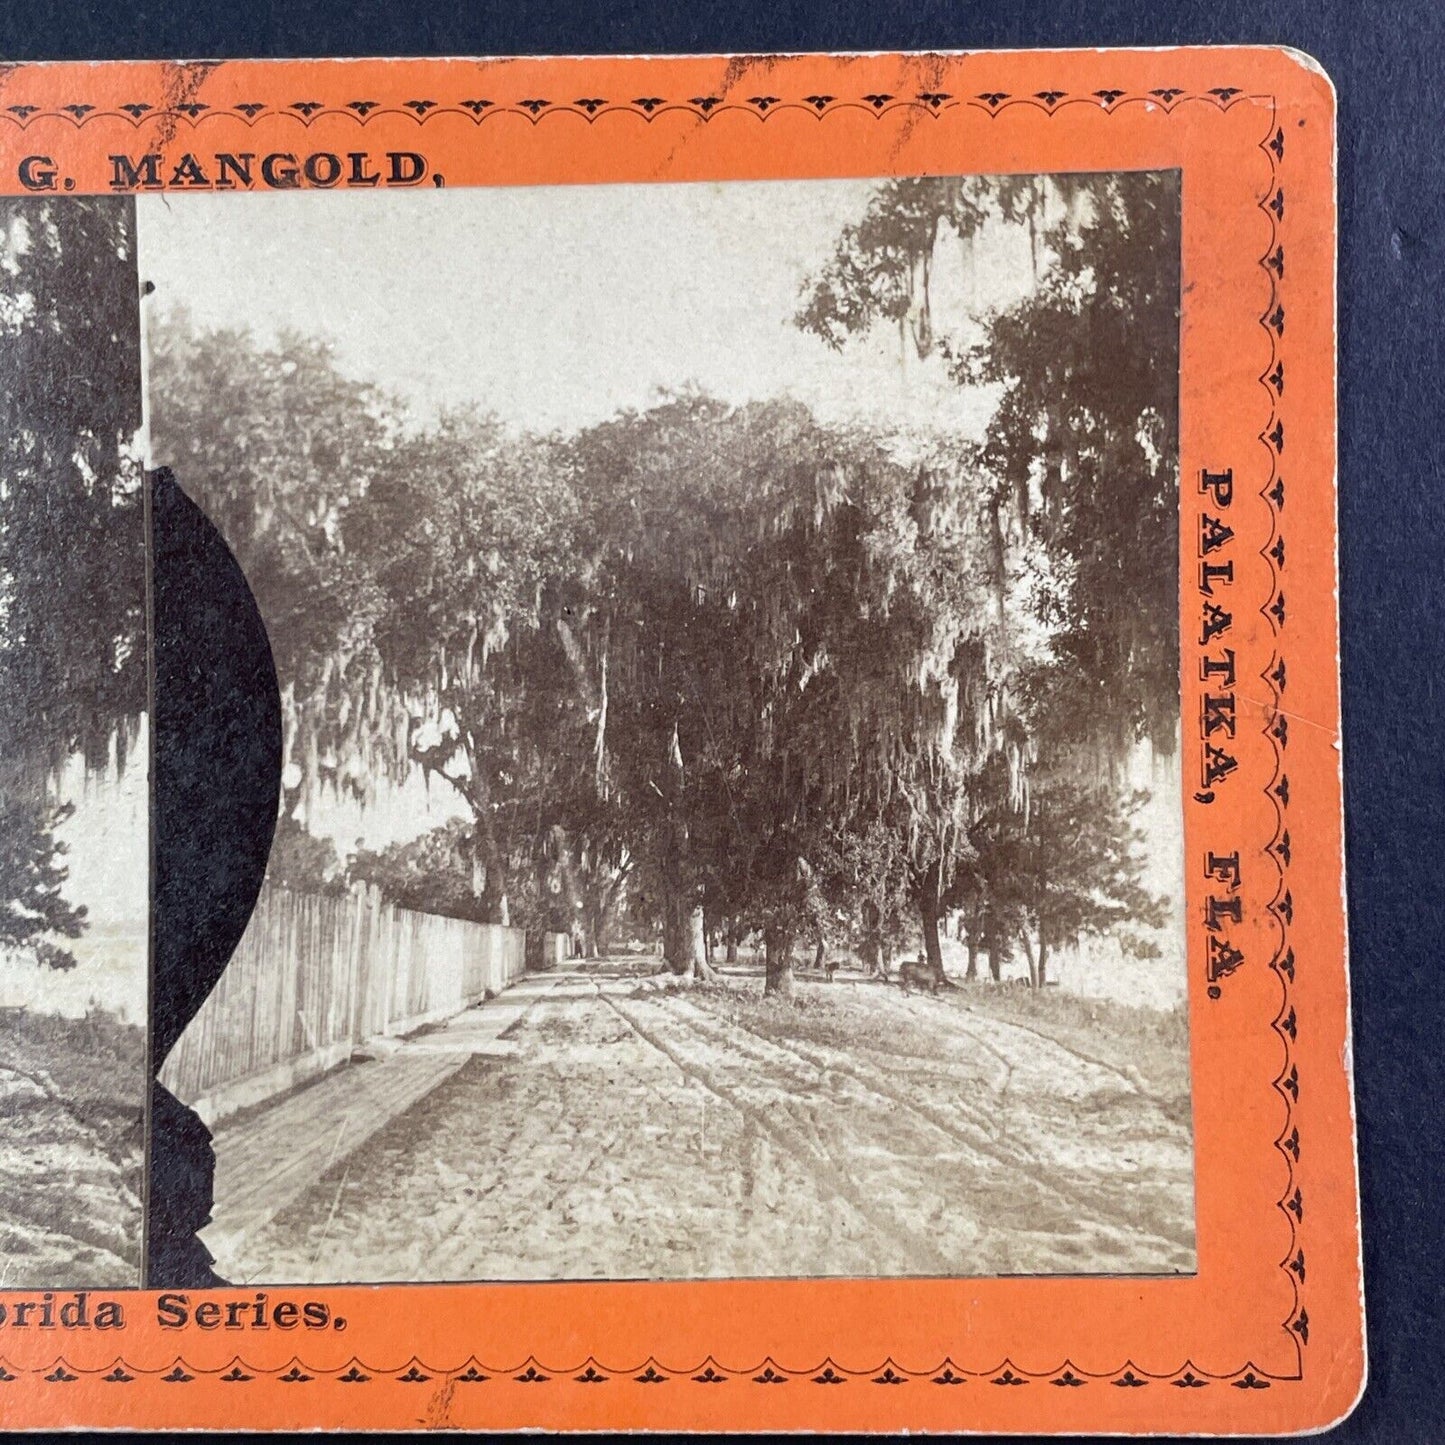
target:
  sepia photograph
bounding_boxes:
[0,195,148,1287]
[143,169,1191,1284]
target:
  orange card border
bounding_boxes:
[0,49,1360,1436]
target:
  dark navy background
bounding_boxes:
[2,1,1438,1439]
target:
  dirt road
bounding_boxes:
[223,965,1195,1284]
[0,1007,144,1287]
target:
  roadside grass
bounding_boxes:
[699,982,871,1053]
[694,971,1191,1105]
[947,979,1191,1097]
[1,1004,146,1149]
[950,975,1190,1047]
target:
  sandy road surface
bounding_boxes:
[0,1062,143,1287]
[226,967,1195,1284]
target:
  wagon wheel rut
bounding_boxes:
[600,992,958,1277]
[672,992,1191,1262]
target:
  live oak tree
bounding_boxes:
[799,172,1182,979]
[265,814,349,898]
[943,646,1172,987]
[0,197,144,968]
[957,172,1181,759]
[149,323,613,936]
[564,396,1020,994]
[0,797,87,970]
[559,397,818,986]
[147,318,405,827]
[814,818,914,977]
[345,410,588,928]
[348,820,496,923]
[963,752,1169,988]
[800,170,1182,760]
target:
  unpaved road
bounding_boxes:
[0,1061,143,1287]
[226,967,1195,1283]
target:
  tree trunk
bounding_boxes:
[812,936,826,973]
[663,887,719,979]
[1019,931,1039,989]
[966,935,979,981]
[861,899,889,977]
[584,864,629,961]
[860,930,881,975]
[479,863,509,928]
[919,868,945,975]
[725,926,739,965]
[688,904,720,981]
[658,719,716,978]
[764,928,795,998]
[1037,932,1049,988]
[860,897,884,976]
[582,898,608,959]
[661,881,690,975]
[466,804,511,927]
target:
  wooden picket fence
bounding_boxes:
[160,883,558,1125]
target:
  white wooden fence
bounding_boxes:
[160,883,563,1125]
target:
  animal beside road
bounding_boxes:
[896,957,944,995]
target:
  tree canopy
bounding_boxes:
[0,196,144,969]
[800,171,1182,759]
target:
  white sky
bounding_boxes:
[135,177,1037,437]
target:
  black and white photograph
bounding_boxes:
[0,195,148,1287]
[143,170,1191,1284]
